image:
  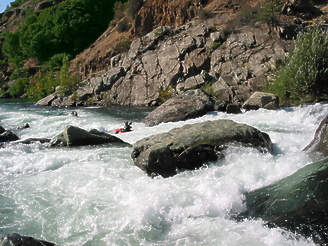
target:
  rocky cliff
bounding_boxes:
[37,0,328,108]
[1,0,327,107]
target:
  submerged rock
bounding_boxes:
[50,125,130,147]
[15,138,51,144]
[132,119,272,177]
[303,114,328,156]
[240,157,328,244]
[0,233,57,246]
[144,89,215,126]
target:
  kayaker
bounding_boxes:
[123,121,132,132]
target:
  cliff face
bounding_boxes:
[70,0,222,77]
[18,0,328,107]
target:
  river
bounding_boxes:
[0,102,327,245]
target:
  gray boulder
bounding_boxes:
[0,233,56,246]
[240,157,328,245]
[242,91,279,110]
[35,93,57,106]
[0,131,19,142]
[132,119,272,177]
[144,89,215,126]
[303,115,328,156]
[50,125,129,147]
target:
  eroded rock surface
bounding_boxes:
[132,119,272,177]
[144,89,215,126]
[50,125,129,147]
[38,21,290,108]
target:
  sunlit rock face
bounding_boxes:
[43,20,290,108]
[144,89,215,126]
[132,119,272,177]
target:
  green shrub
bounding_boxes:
[267,25,328,104]
[258,0,282,25]
[127,0,143,19]
[154,26,172,38]
[113,38,132,53]
[9,77,29,97]
[210,41,222,51]
[158,86,174,104]
[116,18,130,33]
[57,56,80,96]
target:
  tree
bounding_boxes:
[268,25,328,104]
[259,0,282,25]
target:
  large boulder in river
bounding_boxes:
[50,125,129,147]
[303,114,328,156]
[242,91,279,110]
[0,233,57,246]
[144,89,215,126]
[240,157,328,245]
[132,119,272,177]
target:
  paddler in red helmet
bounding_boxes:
[122,121,132,132]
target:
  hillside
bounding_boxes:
[70,0,328,78]
[0,0,118,97]
[1,0,328,107]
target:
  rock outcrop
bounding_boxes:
[131,119,272,177]
[144,89,215,126]
[50,125,129,147]
[240,157,328,245]
[303,114,328,156]
[38,18,291,108]
[0,233,57,246]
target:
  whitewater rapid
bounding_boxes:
[0,102,327,245]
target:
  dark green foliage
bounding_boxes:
[2,0,117,67]
[126,0,142,19]
[113,38,131,53]
[259,0,282,25]
[1,0,125,98]
[116,18,130,33]
[114,1,129,20]
[9,0,29,9]
[267,25,328,104]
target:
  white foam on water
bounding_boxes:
[0,102,327,245]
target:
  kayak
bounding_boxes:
[113,128,133,133]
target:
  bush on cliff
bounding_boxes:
[268,25,328,104]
